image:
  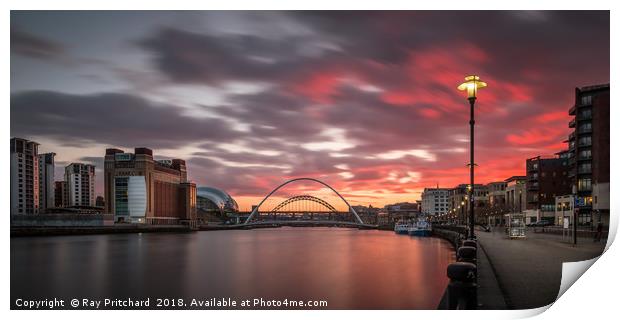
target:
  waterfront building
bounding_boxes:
[447,184,486,224]
[38,153,56,212]
[484,181,507,226]
[196,187,239,223]
[95,195,105,207]
[104,148,197,225]
[525,154,571,223]
[386,201,420,222]
[10,138,40,214]
[421,187,450,216]
[377,212,390,226]
[487,181,507,207]
[566,84,609,226]
[54,181,68,208]
[65,163,96,207]
[505,176,527,213]
[351,204,380,224]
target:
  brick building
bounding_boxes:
[566,84,609,225]
[104,147,196,225]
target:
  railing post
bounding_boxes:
[446,262,478,309]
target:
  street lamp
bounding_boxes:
[458,75,487,239]
[460,201,465,225]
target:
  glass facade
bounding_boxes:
[115,177,129,216]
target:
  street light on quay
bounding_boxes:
[458,75,487,240]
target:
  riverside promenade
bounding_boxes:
[477,226,607,309]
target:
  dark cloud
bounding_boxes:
[11,27,65,60]
[10,90,242,148]
[138,27,339,85]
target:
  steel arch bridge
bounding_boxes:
[271,195,338,213]
[243,177,366,226]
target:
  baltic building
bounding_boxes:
[104,148,197,225]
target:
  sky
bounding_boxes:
[10,11,609,211]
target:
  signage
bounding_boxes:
[574,197,586,207]
[563,217,570,229]
[115,153,132,161]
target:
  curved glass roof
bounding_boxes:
[197,186,239,213]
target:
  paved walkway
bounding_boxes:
[476,227,606,309]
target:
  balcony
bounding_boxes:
[577,154,592,161]
[578,112,592,121]
[578,162,592,174]
[578,141,592,148]
[578,127,592,134]
[569,105,577,115]
[568,132,576,141]
[569,118,576,128]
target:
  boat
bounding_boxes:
[408,219,432,237]
[394,221,411,235]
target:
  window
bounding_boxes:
[115,177,129,216]
[579,108,592,120]
[578,122,592,133]
[578,162,591,174]
[581,95,592,105]
[578,136,592,147]
[578,178,592,191]
[579,149,592,159]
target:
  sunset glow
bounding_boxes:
[10,11,609,211]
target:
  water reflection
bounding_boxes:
[11,228,455,309]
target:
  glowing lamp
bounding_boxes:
[457,75,487,99]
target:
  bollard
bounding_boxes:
[446,262,478,309]
[457,246,477,265]
[462,239,477,248]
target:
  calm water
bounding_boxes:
[11,227,455,309]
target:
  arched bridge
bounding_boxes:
[243,178,375,228]
[271,195,338,213]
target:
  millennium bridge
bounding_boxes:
[236,178,377,229]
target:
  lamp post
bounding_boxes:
[458,75,487,239]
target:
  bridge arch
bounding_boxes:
[271,195,338,213]
[244,177,363,224]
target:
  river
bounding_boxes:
[11,227,455,309]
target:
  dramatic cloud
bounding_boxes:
[10,11,609,210]
[10,91,242,148]
[11,27,65,60]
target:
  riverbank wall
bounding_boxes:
[432,226,467,249]
[10,225,193,237]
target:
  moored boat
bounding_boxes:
[408,220,432,237]
[394,221,411,234]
